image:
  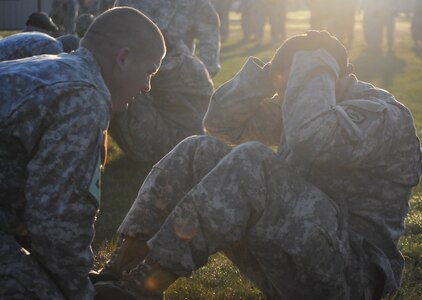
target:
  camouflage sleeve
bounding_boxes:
[194,0,221,77]
[22,89,104,300]
[203,56,282,146]
[282,49,419,168]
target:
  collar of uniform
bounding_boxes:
[73,47,112,112]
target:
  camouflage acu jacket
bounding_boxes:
[0,47,111,300]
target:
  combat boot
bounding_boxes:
[90,236,149,284]
[120,256,179,300]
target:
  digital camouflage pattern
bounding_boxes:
[114,0,221,76]
[0,47,111,300]
[121,135,350,299]
[0,32,63,62]
[119,49,422,299]
[109,41,214,164]
[204,56,282,146]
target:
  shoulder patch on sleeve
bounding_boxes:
[88,154,101,206]
[345,107,366,124]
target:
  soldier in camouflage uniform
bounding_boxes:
[362,0,399,53]
[108,39,214,164]
[50,0,79,35]
[326,0,357,49]
[240,0,267,45]
[114,0,221,77]
[0,7,165,300]
[0,32,63,62]
[210,0,232,42]
[267,0,287,42]
[305,0,335,30]
[94,31,422,299]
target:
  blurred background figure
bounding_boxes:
[78,0,98,14]
[305,0,334,30]
[240,0,266,46]
[98,0,114,13]
[239,0,258,42]
[75,13,94,37]
[114,0,221,77]
[210,0,232,42]
[240,0,286,46]
[80,0,113,14]
[22,12,58,36]
[361,0,398,53]
[399,0,413,18]
[267,0,287,43]
[411,0,422,54]
[50,0,78,35]
[326,0,357,49]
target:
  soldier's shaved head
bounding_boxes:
[80,7,166,112]
[81,7,165,58]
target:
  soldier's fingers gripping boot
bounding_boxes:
[90,236,149,284]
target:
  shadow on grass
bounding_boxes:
[352,51,406,88]
[93,155,153,250]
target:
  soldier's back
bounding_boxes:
[0,32,63,62]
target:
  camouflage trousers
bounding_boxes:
[119,135,359,299]
[0,233,66,300]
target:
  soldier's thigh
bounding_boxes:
[248,163,349,299]
[0,233,66,300]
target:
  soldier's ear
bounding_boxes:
[115,47,131,71]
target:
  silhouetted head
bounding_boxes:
[23,12,58,35]
[76,13,94,38]
[270,31,353,95]
[272,31,350,76]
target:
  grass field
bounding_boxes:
[55,10,422,300]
